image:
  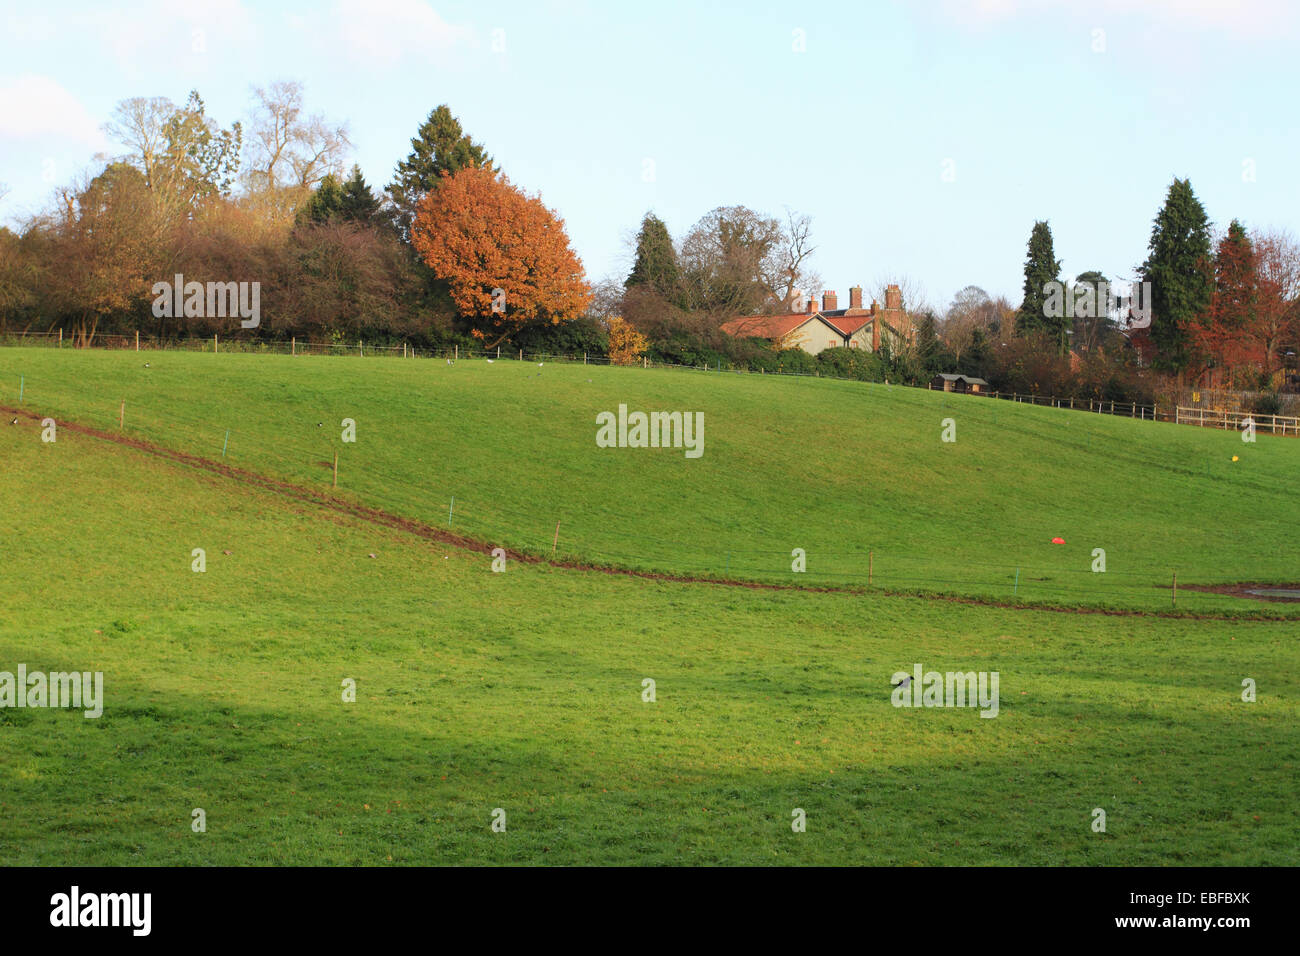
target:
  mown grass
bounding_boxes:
[1,411,1296,865]
[1,348,1297,616]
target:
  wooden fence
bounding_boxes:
[982,389,1161,421]
[1175,406,1300,437]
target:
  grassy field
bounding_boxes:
[1,347,1297,865]
[1,347,1297,615]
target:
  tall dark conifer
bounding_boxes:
[387,105,491,242]
[1138,178,1214,372]
[625,213,679,300]
[339,165,382,225]
[1015,220,1064,350]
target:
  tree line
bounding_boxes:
[1004,179,1300,401]
[1,87,1296,405]
[0,87,589,350]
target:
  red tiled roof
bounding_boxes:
[823,313,872,335]
[720,313,824,339]
[721,308,916,345]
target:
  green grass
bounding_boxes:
[2,347,1297,616]
[0,345,1294,868]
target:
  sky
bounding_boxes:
[2,0,1299,314]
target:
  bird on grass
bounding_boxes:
[892,675,912,689]
[9,418,17,426]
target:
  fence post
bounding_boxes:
[292,336,296,357]
[360,341,364,358]
[135,330,139,352]
[455,345,458,361]
[59,328,63,347]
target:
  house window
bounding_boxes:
[849,340,858,349]
[829,339,837,348]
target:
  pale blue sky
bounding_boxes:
[2,0,1297,313]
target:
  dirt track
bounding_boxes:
[5,402,1295,622]
[1178,582,1300,603]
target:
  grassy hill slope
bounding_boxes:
[1,402,1296,865]
[2,346,1296,615]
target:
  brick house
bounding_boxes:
[721,284,916,355]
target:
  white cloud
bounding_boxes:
[0,74,107,149]
[5,2,257,76]
[334,0,473,65]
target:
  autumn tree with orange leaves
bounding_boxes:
[411,165,591,347]
[606,316,649,365]
[1187,220,1260,387]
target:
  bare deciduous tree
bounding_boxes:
[104,97,174,191]
[678,205,820,318]
[587,276,625,320]
[942,285,1009,364]
[770,208,819,312]
[244,81,351,222]
[104,93,241,223]
[873,274,932,317]
[678,205,780,317]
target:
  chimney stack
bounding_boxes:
[822,290,838,312]
[885,284,902,312]
[806,296,816,314]
[849,285,863,310]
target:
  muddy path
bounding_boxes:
[5,403,1295,622]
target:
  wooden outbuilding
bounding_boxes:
[930,373,989,394]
